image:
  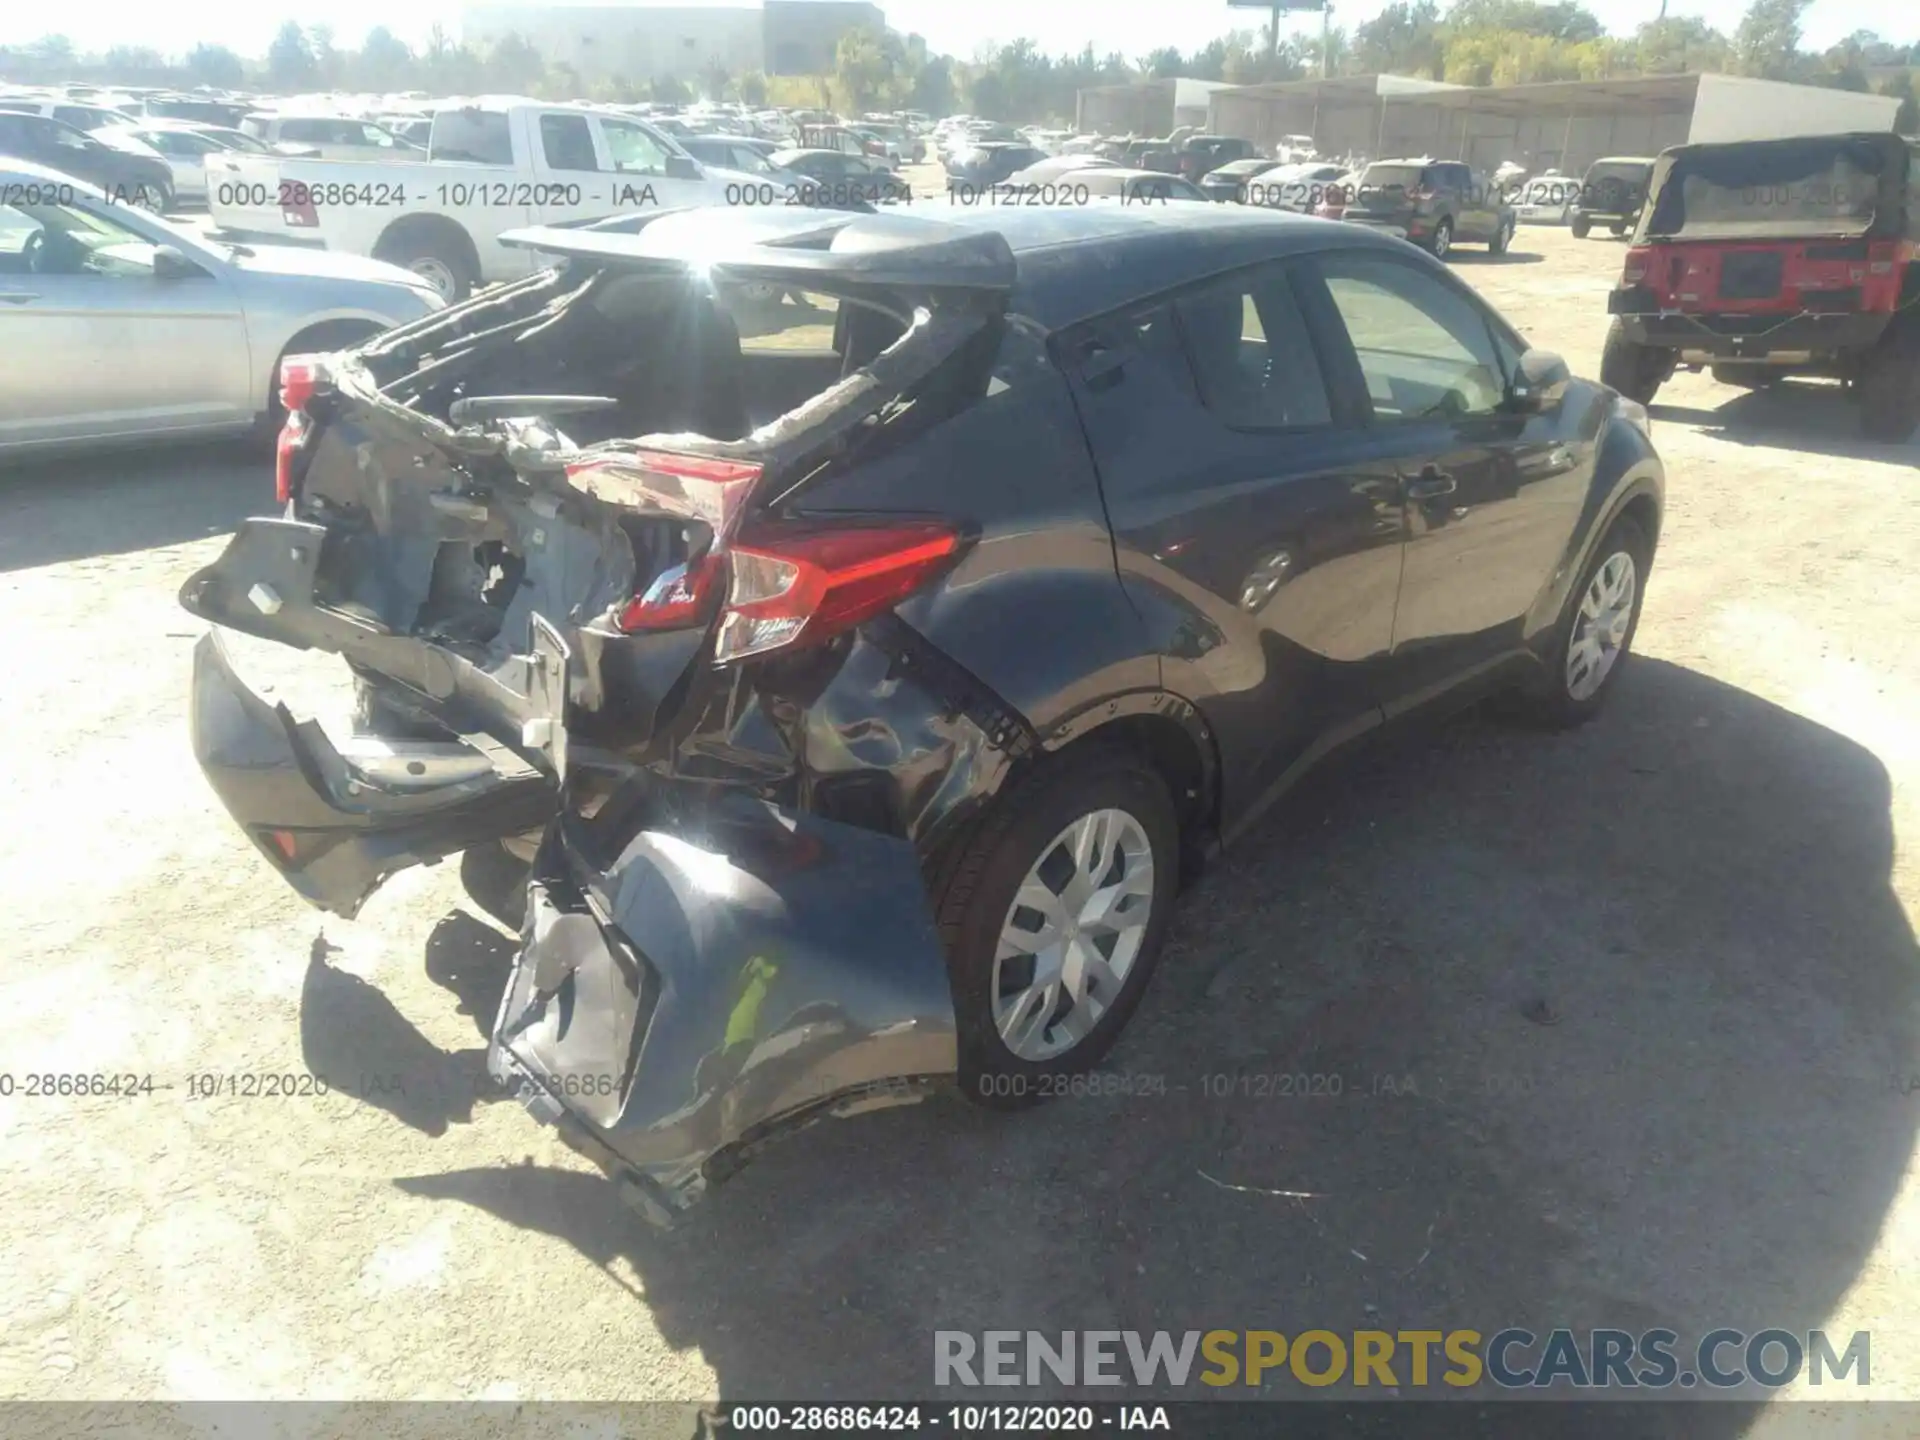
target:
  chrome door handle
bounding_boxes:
[1404,468,1457,501]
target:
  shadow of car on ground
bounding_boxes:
[306,657,1913,1418]
[0,439,266,573]
[1652,384,1920,464]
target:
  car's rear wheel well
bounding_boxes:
[1032,710,1219,885]
[1617,491,1661,553]
[257,318,384,435]
[373,215,481,298]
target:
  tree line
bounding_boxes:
[1,1,1915,132]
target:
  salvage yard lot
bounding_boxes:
[1,222,1917,1414]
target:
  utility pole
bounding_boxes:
[1323,2,1334,79]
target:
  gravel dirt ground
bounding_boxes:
[2,212,1918,1423]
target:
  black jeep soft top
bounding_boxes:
[1598,131,1920,442]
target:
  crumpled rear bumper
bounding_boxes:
[189,629,555,917]
[488,800,960,1225]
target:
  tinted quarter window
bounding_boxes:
[1122,302,1198,403]
[1316,254,1506,420]
[1175,267,1331,429]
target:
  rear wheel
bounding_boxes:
[1599,318,1671,405]
[1511,515,1651,728]
[1426,217,1453,260]
[1489,215,1514,254]
[375,223,479,303]
[1609,220,1629,236]
[1570,214,1593,239]
[934,748,1180,1109]
[1860,323,1920,443]
[130,181,172,214]
[253,320,382,451]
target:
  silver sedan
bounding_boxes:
[0,160,443,457]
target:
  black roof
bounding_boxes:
[505,203,1403,332]
[932,202,1403,330]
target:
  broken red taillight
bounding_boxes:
[615,552,723,633]
[1622,246,1653,285]
[565,451,764,543]
[717,522,963,663]
[563,453,963,659]
[274,354,330,505]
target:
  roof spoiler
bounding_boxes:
[498,209,1018,292]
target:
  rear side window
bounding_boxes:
[1315,254,1506,420]
[720,289,845,357]
[433,110,513,165]
[1362,164,1425,192]
[539,113,597,171]
[1174,266,1331,430]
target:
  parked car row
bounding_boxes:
[0,157,441,458]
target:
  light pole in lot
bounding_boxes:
[1228,0,1335,67]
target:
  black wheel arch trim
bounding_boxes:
[1526,445,1663,650]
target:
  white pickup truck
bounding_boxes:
[204,98,760,301]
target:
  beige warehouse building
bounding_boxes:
[1077,71,1901,174]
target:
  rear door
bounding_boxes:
[1060,259,1408,825]
[1303,249,1588,707]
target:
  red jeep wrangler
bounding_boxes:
[1600,131,1920,442]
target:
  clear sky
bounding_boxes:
[1,0,1909,66]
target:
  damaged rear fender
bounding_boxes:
[489,799,959,1223]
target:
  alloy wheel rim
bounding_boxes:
[991,807,1155,1063]
[1433,222,1451,257]
[1566,549,1637,701]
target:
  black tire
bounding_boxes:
[130,180,172,214]
[1859,322,1920,443]
[253,320,382,451]
[1489,216,1514,255]
[1709,364,1776,390]
[933,747,1181,1110]
[1599,317,1670,405]
[1511,515,1651,729]
[1609,221,1629,236]
[1426,216,1453,260]
[1570,214,1592,239]
[376,225,478,303]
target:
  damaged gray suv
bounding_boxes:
[183,203,1664,1223]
